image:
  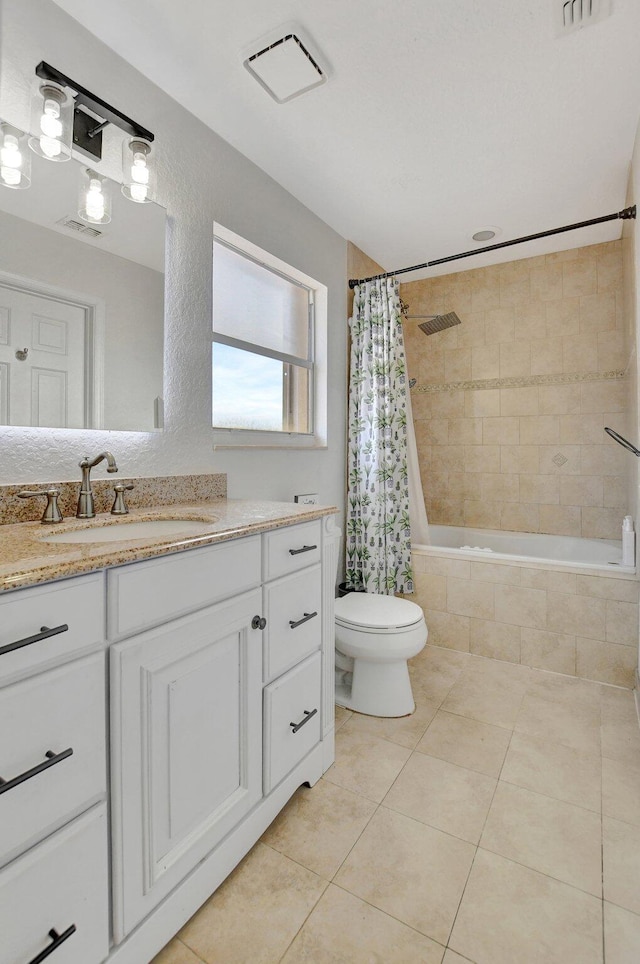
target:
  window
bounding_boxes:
[212,225,327,447]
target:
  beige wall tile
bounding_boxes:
[598,252,624,295]
[485,306,516,342]
[501,276,531,307]
[538,445,582,475]
[431,445,465,473]
[463,500,502,529]
[548,592,606,640]
[469,618,521,662]
[520,568,548,589]
[579,292,616,333]
[530,336,565,375]
[598,330,627,371]
[494,585,547,629]
[545,298,580,336]
[538,505,582,537]
[603,474,627,508]
[420,556,472,579]
[447,577,495,620]
[413,572,448,613]
[606,599,639,647]
[465,389,500,417]
[530,263,564,302]
[520,627,576,675]
[581,380,626,413]
[483,416,520,445]
[417,418,449,446]
[514,303,544,342]
[448,417,482,445]
[563,334,599,373]
[519,474,560,505]
[559,475,604,507]
[445,348,472,381]
[499,342,531,377]
[419,351,446,383]
[582,507,624,540]
[559,413,605,444]
[465,445,501,473]
[562,259,597,298]
[471,345,500,380]
[575,574,639,603]
[456,311,487,348]
[519,415,560,445]
[538,384,582,415]
[500,503,540,533]
[500,387,539,416]
[471,280,501,312]
[424,609,470,652]
[469,561,522,585]
[581,444,626,477]
[577,639,637,688]
[501,445,540,475]
[427,499,465,526]
[430,390,466,418]
[480,473,519,503]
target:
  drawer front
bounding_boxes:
[0,653,106,868]
[263,521,322,581]
[107,534,261,639]
[0,574,104,686]
[0,803,109,964]
[264,565,322,681]
[264,651,322,793]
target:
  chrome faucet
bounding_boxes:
[77,452,118,518]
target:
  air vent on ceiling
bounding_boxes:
[56,216,103,238]
[555,0,612,36]
[244,33,327,103]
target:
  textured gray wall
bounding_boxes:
[0,0,347,518]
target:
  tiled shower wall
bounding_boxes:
[402,241,632,539]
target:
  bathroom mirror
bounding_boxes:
[0,150,165,432]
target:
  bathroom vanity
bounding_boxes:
[0,501,338,964]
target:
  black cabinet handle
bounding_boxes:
[0,747,73,796]
[251,615,267,630]
[289,611,318,630]
[288,544,317,556]
[289,708,318,734]
[28,925,76,964]
[0,624,68,658]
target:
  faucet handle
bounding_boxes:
[111,482,134,516]
[18,489,63,524]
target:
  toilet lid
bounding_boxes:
[335,592,424,630]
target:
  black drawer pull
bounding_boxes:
[0,747,73,796]
[288,544,317,556]
[289,611,318,630]
[290,708,318,734]
[0,623,68,658]
[28,924,76,964]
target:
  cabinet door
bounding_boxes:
[111,588,263,940]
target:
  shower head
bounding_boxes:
[411,311,462,336]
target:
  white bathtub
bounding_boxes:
[415,524,632,572]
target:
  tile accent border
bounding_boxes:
[412,370,626,395]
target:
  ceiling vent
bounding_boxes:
[244,32,327,103]
[555,0,612,36]
[57,216,103,238]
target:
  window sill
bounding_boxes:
[212,429,327,450]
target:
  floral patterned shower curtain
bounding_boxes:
[345,278,413,595]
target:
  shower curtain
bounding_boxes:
[345,278,414,594]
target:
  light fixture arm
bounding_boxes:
[35,61,153,161]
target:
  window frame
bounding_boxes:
[212,223,327,450]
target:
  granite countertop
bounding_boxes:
[0,500,338,593]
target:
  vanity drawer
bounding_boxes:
[264,565,322,682]
[0,803,109,964]
[0,573,104,686]
[263,520,322,581]
[264,651,321,793]
[107,534,261,638]
[0,653,106,868]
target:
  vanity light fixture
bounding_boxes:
[0,122,31,189]
[78,168,112,224]
[29,80,73,161]
[121,137,154,203]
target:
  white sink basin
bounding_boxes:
[41,519,216,544]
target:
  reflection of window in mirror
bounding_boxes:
[0,150,166,432]
[212,223,327,449]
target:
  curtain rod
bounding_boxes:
[348,205,637,289]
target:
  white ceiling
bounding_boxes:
[52,0,640,281]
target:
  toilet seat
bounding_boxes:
[335,592,424,632]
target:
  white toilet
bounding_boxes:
[335,591,428,718]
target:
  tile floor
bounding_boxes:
[153,645,640,963]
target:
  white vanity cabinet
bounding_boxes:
[1,511,338,964]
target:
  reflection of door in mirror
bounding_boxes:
[0,281,90,427]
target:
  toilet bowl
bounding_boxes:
[335,592,427,717]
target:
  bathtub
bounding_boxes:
[416,524,630,571]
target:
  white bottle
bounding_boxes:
[622,515,636,567]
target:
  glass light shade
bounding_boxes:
[0,122,31,189]
[121,137,155,203]
[29,82,73,162]
[78,168,112,224]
